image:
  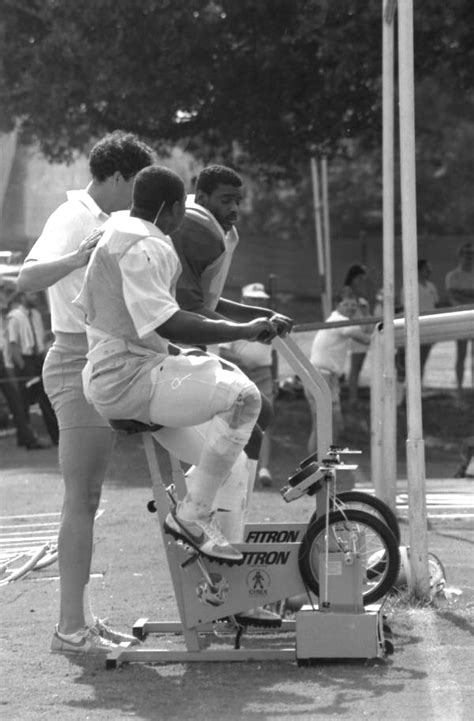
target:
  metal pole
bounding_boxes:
[381,0,397,510]
[397,0,430,598]
[321,156,332,310]
[267,273,280,386]
[310,156,329,319]
[371,328,384,495]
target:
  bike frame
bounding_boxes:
[106,335,385,669]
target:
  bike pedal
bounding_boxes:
[163,525,195,554]
[298,451,318,470]
[281,462,323,502]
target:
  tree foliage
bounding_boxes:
[1,0,472,171]
[1,0,474,231]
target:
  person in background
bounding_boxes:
[219,283,276,488]
[7,290,59,446]
[0,278,45,449]
[445,242,474,401]
[17,131,155,656]
[396,259,441,386]
[342,264,373,409]
[306,295,371,453]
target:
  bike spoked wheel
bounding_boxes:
[313,491,401,544]
[299,509,400,606]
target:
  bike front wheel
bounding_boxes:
[308,491,401,544]
[299,509,400,605]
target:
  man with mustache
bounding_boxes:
[171,164,243,322]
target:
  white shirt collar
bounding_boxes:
[67,189,108,221]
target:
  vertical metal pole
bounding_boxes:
[371,328,384,496]
[267,273,280,386]
[381,0,397,510]
[310,156,329,319]
[321,156,332,310]
[397,0,430,598]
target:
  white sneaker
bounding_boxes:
[164,506,243,563]
[93,617,141,646]
[51,624,118,655]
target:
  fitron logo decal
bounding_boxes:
[242,550,290,565]
[246,568,271,597]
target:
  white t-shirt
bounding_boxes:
[418,280,439,312]
[445,267,474,302]
[78,219,183,421]
[310,310,355,376]
[83,216,181,358]
[7,306,45,355]
[26,190,108,333]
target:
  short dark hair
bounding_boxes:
[89,131,154,182]
[132,165,185,220]
[196,165,242,195]
[418,259,429,272]
[343,263,367,287]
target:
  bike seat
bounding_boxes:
[109,419,163,434]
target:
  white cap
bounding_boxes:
[241,282,269,299]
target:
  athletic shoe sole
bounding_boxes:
[163,517,243,565]
[50,633,117,656]
[234,608,282,628]
[94,619,141,646]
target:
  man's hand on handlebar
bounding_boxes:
[268,313,293,337]
[242,313,294,344]
[244,317,278,344]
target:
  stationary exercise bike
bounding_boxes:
[106,335,400,668]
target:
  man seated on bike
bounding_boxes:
[75,165,287,563]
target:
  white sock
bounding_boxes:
[180,416,251,520]
[83,584,95,627]
[56,625,87,639]
[213,455,258,542]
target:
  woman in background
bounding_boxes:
[342,264,373,409]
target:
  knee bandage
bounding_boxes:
[225,382,261,431]
[179,378,261,520]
